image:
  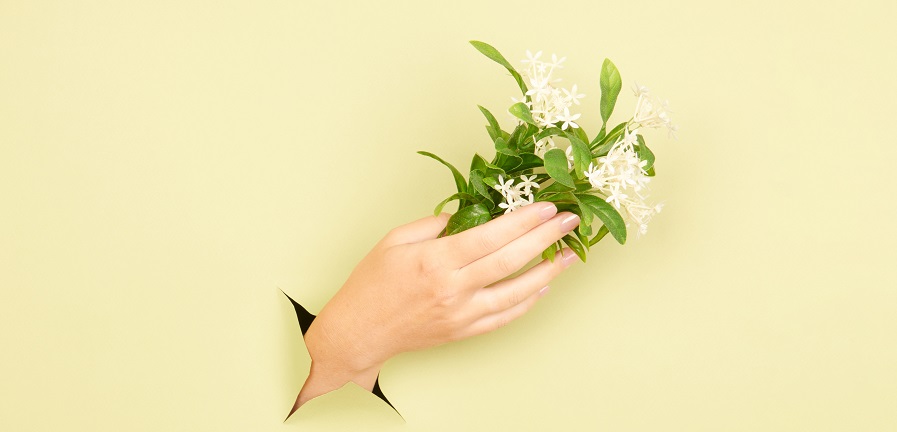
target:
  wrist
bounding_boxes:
[304,314,385,375]
[307,358,383,392]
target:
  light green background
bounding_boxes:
[2,1,895,430]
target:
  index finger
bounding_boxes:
[436,201,557,268]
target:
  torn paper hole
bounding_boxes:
[282,290,400,419]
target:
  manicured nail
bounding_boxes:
[560,214,580,232]
[538,286,550,297]
[561,249,578,268]
[538,202,558,221]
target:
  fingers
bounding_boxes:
[463,248,578,320]
[436,202,558,268]
[457,250,573,338]
[457,212,579,288]
[463,292,542,338]
[383,213,451,246]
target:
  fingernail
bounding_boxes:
[560,214,580,232]
[562,249,578,268]
[538,203,557,221]
[538,286,550,297]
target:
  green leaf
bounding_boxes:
[506,123,527,150]
[646,166,656,177]
[472,153,504,179]
[591,126,607,146]
[575,225,591,249]
[518,124,540,152]
[535,180,574,199]
[577,194,627,244]
[577,221,592,238]
[478,105,502,142]
[636,134,655,170]
[508,123,539,153]
[468,170,494,204]
[562,235,587,262]
[541,242,558,262]
[543,148,575,188]
[592,121,628,154]
[589,225,610,246]
[495,136,512,154]
[418,151,467,194]
[470,153,487,173]
[573,194,595,229]
[469,40,528,96]
[469,41,516,75]
[570,126,590,146]
[494,152,522,172]
[444,203,491,236]
[485,126,499,142]
[433,193,476,216]
[599,58,622,126]
[565,133,592,179]
[508,102,537,126]
[541,192,577,204]
[534,127,564,143]
[515,153,544,171]
[575,181,593,193]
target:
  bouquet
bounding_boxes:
[419,41,677,262]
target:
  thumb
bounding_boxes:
[383,213,451,245]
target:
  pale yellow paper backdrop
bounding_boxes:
[2,1,895,430]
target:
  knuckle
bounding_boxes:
[476,231,499,253]
[523,295,539,312]
[431,285,459,309]
[495,317,510,331]
[507,287,520,307]
[484,296,501,314]
[379,242,401,258]
[495,252,518,275]
[415,250,443,277]
[383,227,403,244]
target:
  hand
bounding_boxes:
[290,202,580,413]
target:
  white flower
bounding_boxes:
[622,128,639,146]
[666,122,679,139]
[534,136,557,158]
[494,175,515,196]
[631,81,650,97]
[518,50,584,130]
[522,50,543,66]
[557,107,581,130]
[494,174,539,214]
[498,198,523,214]
[517,175,540,195]
[605,190,628,209]
[562,84,585,105]
[632,85,677,137]
[550,53,566,69]
[564,145,575,169]
[584,128,662,237]
[525,76,552,101]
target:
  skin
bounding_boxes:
[288,202,580,416]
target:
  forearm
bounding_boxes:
[290,317,385,413]
[293,359,382,409]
